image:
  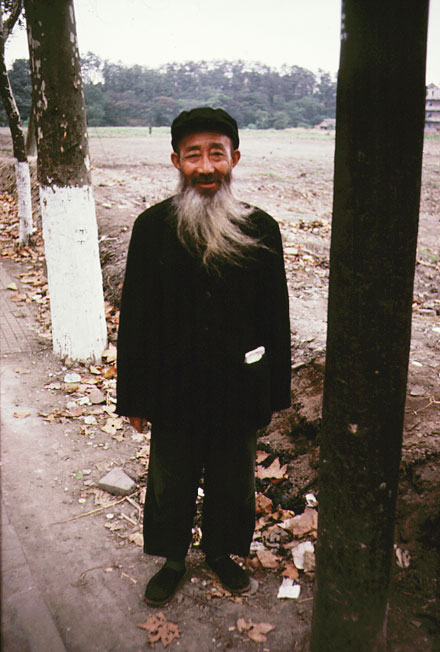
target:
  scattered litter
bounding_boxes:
[395,545,411,568]
[250,541,266,552]
[64,372,81,383]
[305,492,318,507]
[277,577,301,599]
[291,541,315,571]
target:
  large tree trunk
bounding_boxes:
[0,7,33,246]
[310,1,429,650]
[24,0,107,362]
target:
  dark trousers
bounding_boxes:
[143,420,257,560]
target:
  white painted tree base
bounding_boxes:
[15,160,33,246]
[40,184,107,361]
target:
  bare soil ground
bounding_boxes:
[1,127,439,650]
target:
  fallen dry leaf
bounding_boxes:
[137,612,180,648]
[281,562,299,579]
[101,417,124,435]
[256,450,270,464]
[255,492,273,515]
[128,532,144,547]
[256,549,280,569]
[13,410,30,419]
[10,292,28,302]
[256,457,287,480]
[102,344,117,363]
[289,508,318,538]
[237,618,275,643]
[104,364,117,379]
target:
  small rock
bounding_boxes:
[88,388,106,404]
[409,385,425,397]
[98,467,136,496]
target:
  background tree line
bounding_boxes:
[1,54,336,130]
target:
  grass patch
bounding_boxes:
[88,126,170,138]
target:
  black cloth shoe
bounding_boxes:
[144,562,186,606]
[206,555,250,594]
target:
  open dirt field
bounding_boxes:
[1,127,439,650]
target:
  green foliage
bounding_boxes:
[0,58,32,126]
[1,55,338,130]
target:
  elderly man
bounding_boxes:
[116,107,291,606]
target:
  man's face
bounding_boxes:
[171,132,240,197]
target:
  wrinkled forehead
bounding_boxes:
[176,131,234,154]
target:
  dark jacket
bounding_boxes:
[116,197,291,429]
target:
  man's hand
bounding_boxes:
[129,416,149,433]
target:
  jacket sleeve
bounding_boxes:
[257,216,292,412]
[116,213,155,417]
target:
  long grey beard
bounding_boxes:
[172,177,260,272]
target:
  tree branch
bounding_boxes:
[2,0,23,41]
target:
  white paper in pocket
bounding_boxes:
[244,346,265,364]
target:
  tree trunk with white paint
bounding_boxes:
[0,7,33,246]
[24,0,107,361]
[25,99,37,157]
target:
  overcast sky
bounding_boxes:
[5,0,440,85]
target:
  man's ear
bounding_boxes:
[231,149,241,168]
[171,151,181,170]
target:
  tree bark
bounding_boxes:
[24,0,107,361]
[310,1,429,650]
[0,3,33,245]
[25,98,36,156]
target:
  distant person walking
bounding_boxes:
[116,107,291,606]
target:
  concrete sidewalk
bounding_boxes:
[1,259,66,651]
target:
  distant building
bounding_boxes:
[425,85,440,131]
[317,118,336,130]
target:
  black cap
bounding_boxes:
[171,107,239,152]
